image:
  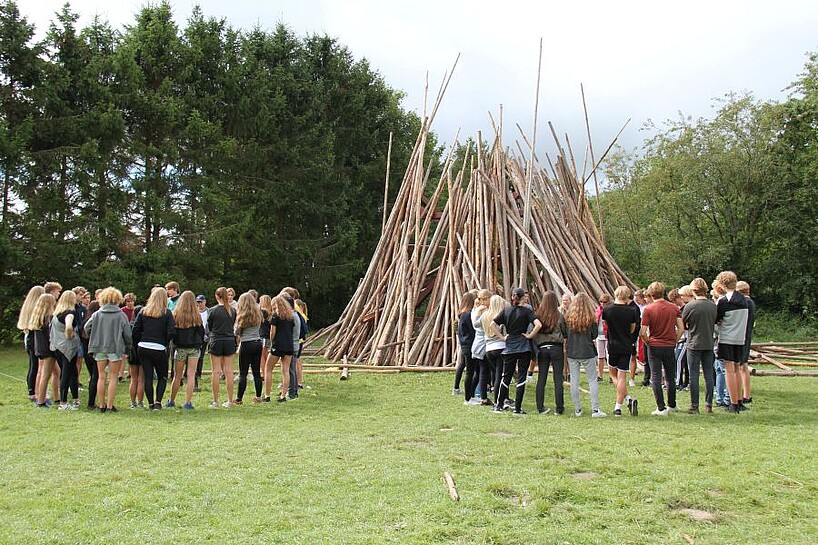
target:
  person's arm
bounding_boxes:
[83,313,94,337]
[525,318,543,339]
[122,314,133,354]
[675,316,685,344]
[639,324,650,345]
[65,313,75,339]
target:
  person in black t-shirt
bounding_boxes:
[493,287,542,414]
[602,286,640,416]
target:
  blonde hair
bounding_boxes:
[736,280,750,295]
[646,282,665,300]
[99,287,123,306]
[17,285,45,330]
[613,285,631,302]
[54,290,77,316]
[259,294,273,317]
[27,293,56,331]
[482,295,508,338]
[715,271,738,291]
[295,299,308,319]
[598,293,612,305]
[142,287,168,318]
[678,285,694,299]
[173,291,202,329]
[280,286,300,300]
[235,292,262,329]
[272,295,294,321]
[565,292,596,332]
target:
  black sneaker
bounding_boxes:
[108,406,118,413]
[742,397,753,404]
[631,399,638,416]
[614,408,622,417]
[263,396,271,403]
[737,403,749,412]
[277,396,287,403]
[727,404,739,414]
[99,407,107,414]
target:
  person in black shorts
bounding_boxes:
[207,287,237,408]
[263,295,295,403]
[602,286,640,416]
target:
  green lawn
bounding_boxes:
[0,348,816,544]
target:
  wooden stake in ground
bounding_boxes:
[443,471,459,501]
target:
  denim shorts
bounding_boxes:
[94,352,124,362]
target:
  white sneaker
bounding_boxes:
[526,374,535,383]
[592,409,607,418]
[651,408,669,416]
[629,379,636,387]
[466,398,482,406]
[667,406,678,413]
[221,401,232,409]
[209,401,219,409]
[574,409,583,417]
[58,404,69,411]
[452,388,462,395]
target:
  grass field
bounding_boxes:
[0,347,816,544]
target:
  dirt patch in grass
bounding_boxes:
[673,507,720,522]
[571,472,597,480]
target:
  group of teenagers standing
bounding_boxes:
[16,281,309,412]
[453,269,755,417]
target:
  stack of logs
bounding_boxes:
[750,342,818,377]
[307,92,632,367]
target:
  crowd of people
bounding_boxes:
[452,271,756,416]
[16,281,309,411]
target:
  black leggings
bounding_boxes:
[453,351,467,390]
[25,336,39,396]
[237,340,263,400]
[496,352,531,411]
[56,350,79,402]
[536,344,565,413]
[463,353,478,400]
[139,346,168,405]
[487,349,504,401]
[83,340,98,407]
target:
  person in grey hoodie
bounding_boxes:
[84,287,132,413]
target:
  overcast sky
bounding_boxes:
[20,0,818,164]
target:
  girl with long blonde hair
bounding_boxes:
[132,287,174,410]
[482,295,507,407]
[18,285,45,401]
[30,293,57,407]
[565,292,605,417]
[207,287,237,408]
[264,295,295,403]
[168,291,204,409]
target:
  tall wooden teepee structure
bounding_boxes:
[308,69,633,367]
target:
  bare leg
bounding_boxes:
[36,357,56,404]
[279,355,292,399]
[223,355,235,402]
[170,359,185,402]
[724,361,740,407]
[107,360,122,408]
[96,360,109,408]
[185,356,197,404]
[211,356,223,403]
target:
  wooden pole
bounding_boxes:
[382,131,393,232]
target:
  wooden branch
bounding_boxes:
[443,472,459,501]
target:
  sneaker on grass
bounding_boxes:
[651,408,668,416]
[591,409,607,418]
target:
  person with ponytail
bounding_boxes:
[168,291,205,409]
[492,287,541,414]
[132,287,175,411]
[207,286,237,408]
[483,295,508,407]
[234,292,264,404]
[51,290,81,410]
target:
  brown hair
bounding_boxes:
[215,287,235,316]
[271,295,294,321]
[259,294,273,317]
[235,292,262,330]
[164,281,179,293]
[565,292,596,332]
[598,293,612,305]
[535,291,560,334]
[690,278,708,297]
[173,291,202,329]
[280,286,300,300]
[646,282,665,300]
[458,291,478,314]
[43,281,62,295]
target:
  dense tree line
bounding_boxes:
[0,1,438,341]
[599,54,818,323]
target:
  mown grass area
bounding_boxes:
[0,347,816,545]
